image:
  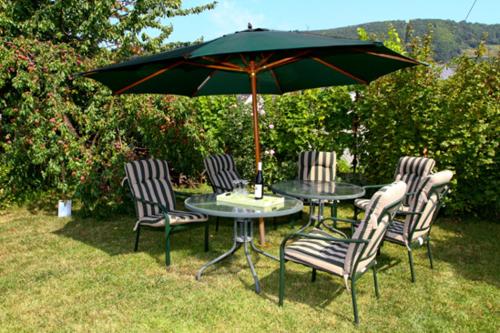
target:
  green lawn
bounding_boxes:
[1,197,499,332]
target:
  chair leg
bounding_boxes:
[204,221,209,252]
[353,205,359,221]
[165,224,171,267]
[372,266,380,298]
[278,250,286,306]
[134,224,141,252]
[311,268,317,282]
[426,238,434,269]
[351,278,359,325]
[215,217,219,232]
[408,249,416,282]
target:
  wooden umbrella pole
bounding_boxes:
[249,60,266,245]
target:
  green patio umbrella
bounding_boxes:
[82,27,422,243]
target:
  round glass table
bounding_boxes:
[270,180,365,221]
[185,194,303,293]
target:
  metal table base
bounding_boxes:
[196,218,277,293]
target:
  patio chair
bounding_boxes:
[384,170,453,282]
[204,154,244,231]
[123,159,209,267]
[354,156,435,219]
[279,181,407,325]
[297,151,337,219]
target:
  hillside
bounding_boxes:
[314,19,500,62]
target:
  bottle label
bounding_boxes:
[254,184,263,199]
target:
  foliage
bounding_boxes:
[0,0,216,214]
[316,19,500,62]
[355,28,499,217]
[0,0,216,57]
[0,4,498,219]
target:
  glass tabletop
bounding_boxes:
[185,194,303,219]
[270,180,365,201]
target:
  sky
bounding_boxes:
[162,0,499,42]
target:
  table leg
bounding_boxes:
[196,219,240,280]
[196,218,277,293]
[243,225,261,293]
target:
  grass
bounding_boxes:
[0,194,499,332]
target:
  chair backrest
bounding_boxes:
[204,154,242,194]
[298,151,336,182]
[394,156,435,206]
[403,170,453,243]
[344,181,407,277]
[124,159,176,219]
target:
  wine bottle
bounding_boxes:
[254,161,263,200]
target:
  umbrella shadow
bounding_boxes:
[429,218,500,288]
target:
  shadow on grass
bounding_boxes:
[53,211,227,266]
[430,217,500,288]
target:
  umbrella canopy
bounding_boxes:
[83,28,421,96]
[82,28,422,243]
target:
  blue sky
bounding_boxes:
[162,0,499,42]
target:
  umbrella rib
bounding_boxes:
[352,48,420,64]
[312,57,367,84]
[191,69,218,97]
[184,61,246,72]
[257,52,275,68]
[258,50,310,72]
[240,54,249,66]
[114,61,183,95]
[201,56,244,70]
[270,69,283,94]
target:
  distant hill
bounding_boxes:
[313,19,500,62]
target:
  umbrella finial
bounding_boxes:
[248,22,253,30]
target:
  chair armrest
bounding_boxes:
[396,210,422,216]
[121,177,128,187]
[130,194,169,214]
[294,233,368,244]
[362,183,389,190]
[321,224,349,238]
[322,216,359,225]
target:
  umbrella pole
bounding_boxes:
[250,61,266,245]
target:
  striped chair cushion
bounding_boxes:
[399,170,453,244]
[354,198,371,211]
[344,181,407,276]
[385,220,405,244]
[286,181,406,278]
[138,210,208,228]
[285,228,349,276]
[124,159,208,228]
[394,156,435,206]
[204,154,242,194]
[125,160,176,219]
[298,151,336,182]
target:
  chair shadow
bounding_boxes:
[254,268,358,323]
[53,212,231,266]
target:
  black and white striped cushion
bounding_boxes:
[204,154,242,194]
[298,151,336,182]
[285,181,406,278]
[385,220,405,244]
[124,159,207,228]
[138,210,208,227]
[285,228,348,275]
[394,156,435,206]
